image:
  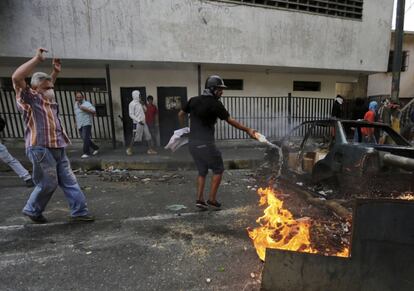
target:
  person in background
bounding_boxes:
[378,99,401,144]
[74,92,99,159]
[145,95,159,147]
[11,47,94,223]
[178,75,257,210]
[401,110,414,142]
[361,101,378,143]
[0,116,34,187]
[331,95,344,118]
[352,98,366,120]
[127,90,157,155]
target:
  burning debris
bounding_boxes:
[247,187,349,261]
[396,192,414,200]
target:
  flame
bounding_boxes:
[396,192,414,200]
[248,187,349,261]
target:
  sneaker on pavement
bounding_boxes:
[196,200,208,210]
[81,154,89,159]
[70,215,95,222]
[207,200,222,209]
[147,149,158,155]
[92,150,99,156]
[23,212,48,224]
[25,178,35,188]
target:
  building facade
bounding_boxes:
[368,31,414,101]
[0,0,394,143]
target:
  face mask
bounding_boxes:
[42,89,55,101]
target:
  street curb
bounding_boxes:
[0,158,263,172]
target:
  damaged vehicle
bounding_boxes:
[273,119,414,197]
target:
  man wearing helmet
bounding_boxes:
[178,75,257,209]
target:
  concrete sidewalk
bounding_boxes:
[0,141,266,172]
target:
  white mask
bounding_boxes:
[43,89,55,101]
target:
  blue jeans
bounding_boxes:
[79,125,99,155]
[0,142,31,181]
[23,147,89,217]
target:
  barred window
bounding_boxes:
[213,0,363,20]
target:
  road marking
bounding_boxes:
[0,207,249,231]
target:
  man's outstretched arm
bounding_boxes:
[12,48,47,93]
[50,58,61,84]
[226,117,257,139]
[178,110,187,128]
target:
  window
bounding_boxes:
[293,81,321,92]
[212,0,363,20]
[223,79,244,90]
[387,51,409,72]
[54,78,107,91]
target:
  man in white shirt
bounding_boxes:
[74,92,99,158]
[127,90,157,155]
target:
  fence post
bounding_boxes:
[105,64,117,149]
[288,92,292,126]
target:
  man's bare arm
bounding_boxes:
[226,117,257,139]
[178,110,187,128]
[12,48,47,92]
[80,105,96,115]
[50,58,61,84]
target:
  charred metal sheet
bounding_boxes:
[261,199,414,291]
[382,153,414,171]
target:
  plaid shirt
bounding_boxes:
[16,88,70,148]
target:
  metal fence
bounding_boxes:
[0,89,114,140]
[216,95,336,140]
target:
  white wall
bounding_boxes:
[368,33,414,98]
[0,0,393,73]
[0,63,359,141]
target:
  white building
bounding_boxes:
[368,31,414,102]
[0,0,394,143]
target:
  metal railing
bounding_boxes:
[0,89,114,140]
[216,94,336,139]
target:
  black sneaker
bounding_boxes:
[196,200,208,210]
[70,215,95,222]
[207,200,222,209]
[25,179,35,188]
[23,212,47,224]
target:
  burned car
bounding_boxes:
[273,119,414,197]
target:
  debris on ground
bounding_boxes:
[166,204,187,211]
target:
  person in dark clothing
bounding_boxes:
[352,98,366,120]
[331,95,344,118]
[178,75,257,210]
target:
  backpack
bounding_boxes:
[0,116,5,132]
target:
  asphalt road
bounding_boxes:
[0,169,264,291]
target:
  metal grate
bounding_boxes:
[216,95,338,140]
[213,0,364,20]
[0,89,114,141]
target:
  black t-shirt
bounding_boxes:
[183,95,230,143]
[331,101,342,118]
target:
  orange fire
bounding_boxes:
[397,192,414,200]
[248,187,349,261]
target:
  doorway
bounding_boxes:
[157,87,188,146]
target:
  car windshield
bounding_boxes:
[341,122,409,146]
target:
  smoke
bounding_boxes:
[218,97,333,141]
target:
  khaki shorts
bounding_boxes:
[133,123,152,142]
